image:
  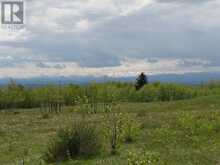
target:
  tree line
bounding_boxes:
[0,73,219,110]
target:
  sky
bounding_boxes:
[0,0,220,78]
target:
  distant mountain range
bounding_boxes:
[0,72,220,86]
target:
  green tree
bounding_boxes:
[135,73,148,90]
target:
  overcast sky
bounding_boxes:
[0,0,220,78]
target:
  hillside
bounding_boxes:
[1,95,220,164]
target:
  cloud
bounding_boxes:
[26,0,152,34]
[0,0,220,78]
[155,0,214,4]
[76,19,91,31]
[0,57,218,78]
[0,28,31,42]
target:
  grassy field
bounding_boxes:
[1,95,220,164]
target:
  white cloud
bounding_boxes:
[0,57,216,78]
[25,0,152,34]
[76,19,91,31]
[0,27,32,41]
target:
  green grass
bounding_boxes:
[1,95,220,164]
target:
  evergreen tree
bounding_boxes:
[135,72,148,90]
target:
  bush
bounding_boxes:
[41,112,51,119]
[103,112,123,155]
[44,120,102,163]
[127,151,162,165]
[122,114,140,143]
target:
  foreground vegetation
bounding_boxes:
[1,94,220,164]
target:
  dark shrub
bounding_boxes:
[44,120,102,163]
